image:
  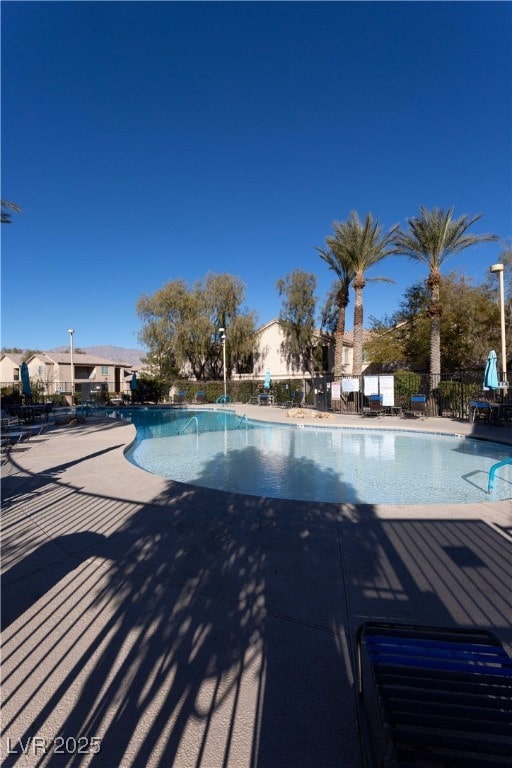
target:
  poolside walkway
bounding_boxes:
[1,407,511,767]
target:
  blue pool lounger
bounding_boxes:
[355,621,512,768]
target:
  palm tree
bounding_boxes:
[1,200,22,223]
[316,243,354,377]
[393,206,498,386]
[324,212,397,376]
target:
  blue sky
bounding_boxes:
[2,1,511,351]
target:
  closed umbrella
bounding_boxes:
[20,361,32,398]
[263,369,271,390]
[130,371,138,403]
[483,350,499,391]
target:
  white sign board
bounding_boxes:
[331,381,341,400]
[342,377,360,393]
[364,376,379,395]
[379,375,395,406]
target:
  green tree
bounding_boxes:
[316,241,354,377]
[137,273,257,382]
[392,207,497,384]
[276,269,318,373]
[200,272,257,379]
[1,200,22,224]
[137,279,190,377]
[366,272,501,370]
[324,211,397,376]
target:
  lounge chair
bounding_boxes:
[175,391,187,405]
[356,621,512,768]
[469,398,492,423]
[402,394,427,418]
[194,391,206,404]
[362,394,384,417]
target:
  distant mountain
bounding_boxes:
[84,346,148,366]
[47,345,147,367]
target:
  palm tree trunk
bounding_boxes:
[334,301,347,378]
[428,272,442,389]
[352,277,365,376]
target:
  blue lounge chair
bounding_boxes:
[362,394,384,417]
[402,394,427,418]
[356,621,512,768]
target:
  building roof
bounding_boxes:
[256,318,333,341]
[341,330,374,346]
[29,351,131,366]
[0,353,25,365]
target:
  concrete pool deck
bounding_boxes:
[1,406,511,767]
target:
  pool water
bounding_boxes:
[123,409,512,505]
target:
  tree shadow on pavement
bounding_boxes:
[2,438,511,767]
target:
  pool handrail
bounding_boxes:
[488,457,512,492]
[237,413,248,429]
[180,415,199,436]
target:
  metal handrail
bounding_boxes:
[180,416,199,436]
[488,457,512,492]
[237,414,248,429]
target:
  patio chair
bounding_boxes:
[175,391,187,405]
[362,394,384,417]
[402,394,427,419]
[355,621,512,768]
[469,398,492,423]
[194,391,206,404]
[288,390,303,407]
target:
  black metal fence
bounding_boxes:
[2,369,509,419]
[326,369,510,418]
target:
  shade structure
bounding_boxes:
[483,349,499,390]
[20,361,32,397]
[130,372,138,391]
[263,369,271,390]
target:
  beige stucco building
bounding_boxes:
[245,319,364,381]
[1,351,135,399]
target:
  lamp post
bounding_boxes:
[490,263,508,391]
[68,328,75,403]
[219,327,227,402]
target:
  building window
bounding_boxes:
[13,368,20,381]
[101,366,109,375]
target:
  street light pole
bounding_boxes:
[490,264,508,391]
[68,328,75,403]
[219,327,227,402]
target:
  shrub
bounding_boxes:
[393,370,422,408]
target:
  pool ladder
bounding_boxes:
[180,416,199,436]
[237,413,248,429]
[488,457,512,492]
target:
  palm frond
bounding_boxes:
[393,206,498,269]
[1,200,22,224]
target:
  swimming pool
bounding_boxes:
[123,409,512,504]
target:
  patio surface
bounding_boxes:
[1,405,511,767]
